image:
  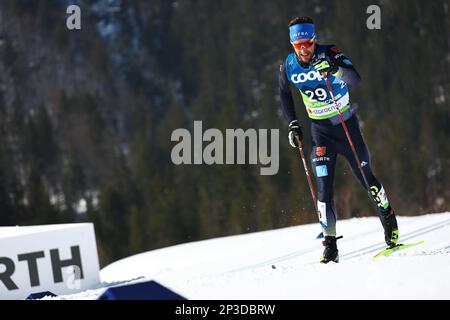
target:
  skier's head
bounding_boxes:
[288,16,317,63]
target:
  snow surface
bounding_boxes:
[48,212,450,300]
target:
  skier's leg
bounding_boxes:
[311,144,337,237]
[339,116,399,246]
[311,144,340,263]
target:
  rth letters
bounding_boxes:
[0,246,84,290]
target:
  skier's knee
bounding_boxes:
[317,191,332,203]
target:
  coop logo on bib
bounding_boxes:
[291,70,323,84]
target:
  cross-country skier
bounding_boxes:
[278,16,399,263]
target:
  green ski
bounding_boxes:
[373,240,425,258]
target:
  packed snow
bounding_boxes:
[49,212,450,300]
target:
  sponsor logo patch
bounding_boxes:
[316,147,327,157]
[316,165,328,177]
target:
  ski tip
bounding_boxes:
[316,232,324,239]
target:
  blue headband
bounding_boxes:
[289,23,316,42]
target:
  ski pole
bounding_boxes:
[323,76,370,192]
[295,136,321,222]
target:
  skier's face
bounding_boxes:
[292,39,316,63]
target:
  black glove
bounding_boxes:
[312,57,339,76]
[288,120,303,148]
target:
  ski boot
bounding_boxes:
[320,236,342,264]
[379,208,399,248]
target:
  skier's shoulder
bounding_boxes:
[317,43,348,63]
[316,43,343,55]
[282,53,297,72]
[284,52,297,66]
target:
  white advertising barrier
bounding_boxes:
[0,223,100,300]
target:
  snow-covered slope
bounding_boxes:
[54,212,450,300]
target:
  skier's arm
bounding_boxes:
[278,64,297,125]
[278,64,303,146]
[327,46,361,86]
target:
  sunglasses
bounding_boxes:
[292,39,315,50]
